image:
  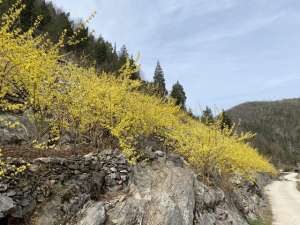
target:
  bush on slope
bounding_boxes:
[0,1,276,179]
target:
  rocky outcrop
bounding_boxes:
[0,195,15,218]
[0,112,37,145]
[0,149,268,225]
[104,157,250,225]
[0,149,130,225]
[70,201,106,225]
[230,174,271,220]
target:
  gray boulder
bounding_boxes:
[73,201,106,225]
[0,112,36,145]
[0,195,16,218]
[105,160,248,225]
[105,161,195,225]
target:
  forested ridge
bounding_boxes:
[227,98,300,166]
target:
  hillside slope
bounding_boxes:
[227,98,300,166]
[0,1,275,179]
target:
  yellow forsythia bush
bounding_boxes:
[0,1,276,178]
[0,148,30,177]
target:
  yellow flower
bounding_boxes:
[0,1,276,180]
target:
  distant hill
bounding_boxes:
[227,98,300,166]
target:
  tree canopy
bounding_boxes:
[201,106,214,125]
[217,110,232,130]
[170,81,187,109]
[153,61,168,97]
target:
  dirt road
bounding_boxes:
[265,172,300,225]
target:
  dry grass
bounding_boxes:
[261,195,273,225]
[250,193,273,225]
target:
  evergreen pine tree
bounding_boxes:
[129,56,141,80]
[94,37,108,66]
[119,45,129,67]
[201,106,214,125]
[217,110,232,130]
[153,61,168,97]
[187,108,199,119]
[20,0,36,31]
[39,0,52,27]
[170,81,187,109]
[73,24,89,54]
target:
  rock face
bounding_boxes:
[0,195,15,218]
[0,149,130,225]
[0,149,268,225]
[106,161,195,225]
[0,112,37,145]
[70,201,106,225]
[105,159,250,225]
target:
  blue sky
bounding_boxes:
[49,0,300,113]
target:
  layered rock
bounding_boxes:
[104,157,250,225]
[0,149,268,225]
[0,149,130,225]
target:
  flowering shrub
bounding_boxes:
[0,148,30,178]
[0,1,276,179]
